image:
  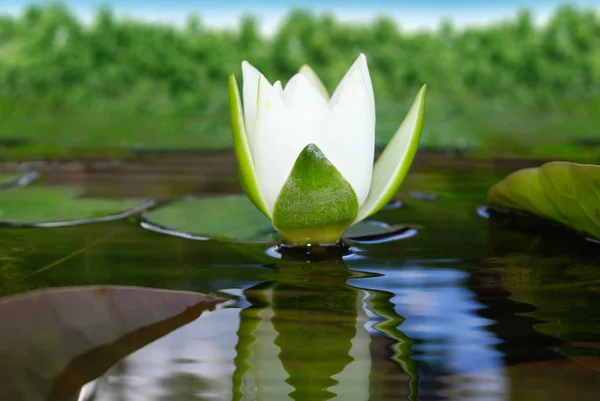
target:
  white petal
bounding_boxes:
[252,76,321,214]
[298,64,329,100]
[319,67,375,205]
[241,61,267,147]
[283,73,330,144]
[273,80,284,99]
[330,53,375,117]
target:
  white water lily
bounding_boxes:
[229,53,426,246]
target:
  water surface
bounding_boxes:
[1,154,599,401]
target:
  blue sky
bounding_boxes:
[2,1,600,34]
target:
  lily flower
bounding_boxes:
[229,53,426,246]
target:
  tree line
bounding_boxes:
[0,3,599,116]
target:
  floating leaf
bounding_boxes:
[0,186,154,226]
[488,162,600,240]
[344,220,416,244]
[0,174,25,185]
[142,195,276,243]
[142,195,415,245]
[0,285,224,401]
[0,172,39,189]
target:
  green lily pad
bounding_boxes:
[142,195,277,243]
[141,194,414,245]
[0,186,153,226]
[0,174,28,186]
[344,220,415,244]
[0,172,39,189]
[0,285,224,401]
[487,161,600,240]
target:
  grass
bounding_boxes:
[1,93,600,161]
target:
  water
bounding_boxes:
[1,153,600,401]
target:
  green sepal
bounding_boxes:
[228,74,269,217]
[355,85,427,222]
[272,144,359,245]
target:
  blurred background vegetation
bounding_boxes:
[1,2,600,159]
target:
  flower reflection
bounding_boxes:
[234,260,371,400]
[232,260,509,400]
[85,261,513,401]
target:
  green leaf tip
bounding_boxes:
[355,84,427,222]
[228,74,269,217]
[272,143,360,246]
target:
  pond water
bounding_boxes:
[1,153,600,401]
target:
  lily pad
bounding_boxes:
[0,171,40,189]
[141,195,414,245]
[0,174,27,185]
[0,172,40,188]
[344,220,416,244]
[0,186,154,227]
[142,195,277,243]
[487,162,600,240]
[0,285,224,401]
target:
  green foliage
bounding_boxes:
[141,193,408,245]
[4,4,600,108]
[0,185,142,223]
[142,195,276,243]
[1,3,600,155]
[487,162,600,240]
[0,174,23,185]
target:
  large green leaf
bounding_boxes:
[272,144,359,245]
[355,85,427,222]
[0,285,223,401]
[0,172,39,188]
[142,195,276,243]
[0,186,151,226]
[229,74,269,217]
[487,161,600,240]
